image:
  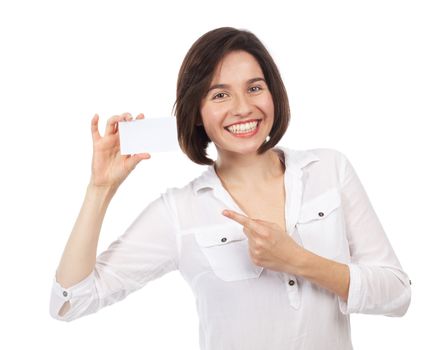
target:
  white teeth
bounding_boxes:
[227,121,259,134]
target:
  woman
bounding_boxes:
[50,27,411,349]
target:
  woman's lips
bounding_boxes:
[224,118,261,128]
[225,119,261,138]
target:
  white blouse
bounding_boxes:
[49,146,411,350]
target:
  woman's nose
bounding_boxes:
[231,93,253,117]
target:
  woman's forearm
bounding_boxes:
[55,182,117,289]
[290,246,350,301]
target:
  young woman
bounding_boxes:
[50,27,411,349]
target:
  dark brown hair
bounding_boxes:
[172,27,290,165]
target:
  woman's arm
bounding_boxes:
[288,247,350,301]
[50,190,179,321]
[283,150,411,315]
[332,151,411,316]
[56,182,117,290]
[54,182,117,317]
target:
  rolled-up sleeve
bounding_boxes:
[49,191,179,322]
[336,151,411,316]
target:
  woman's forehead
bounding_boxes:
[210,52,264,84]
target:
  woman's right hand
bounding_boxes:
[89,112,151,189]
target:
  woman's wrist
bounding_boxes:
[86,180,118,203]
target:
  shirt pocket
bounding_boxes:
[297,187,345,259]
[194,224,264,282]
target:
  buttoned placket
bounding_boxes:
[281,165,304,310]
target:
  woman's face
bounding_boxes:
[200,50,275,157]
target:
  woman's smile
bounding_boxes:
[224,119,262,137]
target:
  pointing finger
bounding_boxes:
[222,210,262,231]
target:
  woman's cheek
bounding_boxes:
[257,93,274,115]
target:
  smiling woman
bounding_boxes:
[173,27,290,166]
[200,50,274,153]
[50,26,411,350]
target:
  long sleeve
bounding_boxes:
[49,191,179,322]
[336,151,411,316]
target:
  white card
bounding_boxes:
[118,117,181,155]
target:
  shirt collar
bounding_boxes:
[192,146,320,196]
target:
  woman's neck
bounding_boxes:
[214,148,285,190]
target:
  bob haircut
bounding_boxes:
[172,27,290,166]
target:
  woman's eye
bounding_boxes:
[212,92,227,100]
[212,86,262,100]
[249,86,262,92]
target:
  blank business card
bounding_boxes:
[118,117,181,155]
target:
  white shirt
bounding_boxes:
[49,146,411,349]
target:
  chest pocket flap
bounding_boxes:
[298,187,341,224]
[296,187,346,260]
[195,224,247,248]
[193,224,262,281]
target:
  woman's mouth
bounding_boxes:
[224,119,261,138]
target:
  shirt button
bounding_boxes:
[288,280,295,286]
[62,291,68,297]
[221,237,227,243]
[318,212,324,217]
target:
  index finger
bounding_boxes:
[222,210,261,231]
[106,113,131,136]
[91,114,101,142]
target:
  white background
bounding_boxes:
[1,0,446,348]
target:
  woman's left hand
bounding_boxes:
[222,209,304,274]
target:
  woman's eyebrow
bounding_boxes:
[207,77,266,93]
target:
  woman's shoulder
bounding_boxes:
[279,146,349,168]
[300,146,347,159]
[161,165,214,202]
